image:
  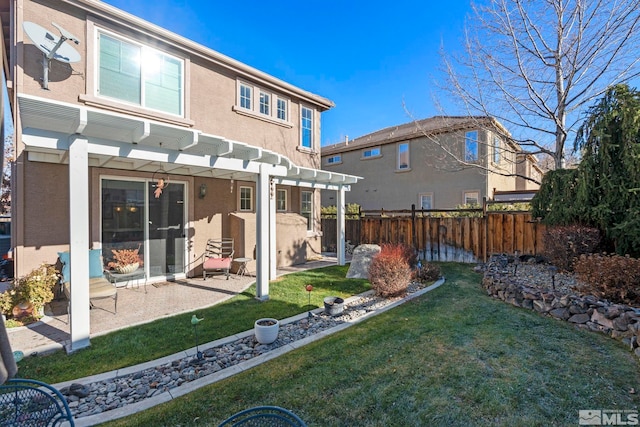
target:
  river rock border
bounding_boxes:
[482,255,640,357]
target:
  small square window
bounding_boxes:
[464,191,480,206]
[419,193,433,210]
[363,147,381,158]
[326,155,341,165]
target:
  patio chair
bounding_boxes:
[203,238,234,280]
[0,378,75,426]
[218,406,306,426]
[59,250,118,314]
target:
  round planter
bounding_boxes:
[324,296,345,316]
[254,318,279,344]
[116,262,139,274]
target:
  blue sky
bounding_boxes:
[103,0,471,146]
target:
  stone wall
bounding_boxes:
[482,256,640,357]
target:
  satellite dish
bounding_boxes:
[23,21,81,89]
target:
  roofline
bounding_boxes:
[321,116,510,156]
[61,0,334,111]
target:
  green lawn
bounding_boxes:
[103,263,640,427]
[17,265,370,383]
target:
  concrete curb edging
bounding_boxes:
[66,277,446,427]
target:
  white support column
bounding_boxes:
[68,136,91,352]
[336,186,346,266]
[255,164,270,300]
[269,179,277,279]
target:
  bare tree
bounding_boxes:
[439,0,640,170]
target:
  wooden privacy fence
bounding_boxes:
[322,206,546,263]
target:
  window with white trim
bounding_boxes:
[98,30,184,116]
[239,186,253,211]
[326,155,341,165]
[277,98,287,121]
[276,189,287,211]
[465,131,479,162]
[419,193,433,210]
[362,147,381,158]
[398,142,410,169]
[301,107,313,149]
[464,191,480,206]
[259,91,270,115]
[235,80,289,123]
[493,135,501,164]
[301,190,313,231]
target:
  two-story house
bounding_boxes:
[3,0,358,350]
[321,116,540,210]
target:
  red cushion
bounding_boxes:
[204,257,232,270]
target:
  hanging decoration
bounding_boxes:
[152,168,170,198]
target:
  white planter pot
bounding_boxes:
[254,318,279,344]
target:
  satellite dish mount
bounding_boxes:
[23,21,81,90]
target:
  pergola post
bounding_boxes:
[269,179,277,279]
[255,164,270,300]
[68,136,91,352]
[336,186,346,266]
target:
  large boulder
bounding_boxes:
[346,244,381,279]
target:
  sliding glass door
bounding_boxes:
[101,178,185,278]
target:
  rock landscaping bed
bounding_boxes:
[482,255,640,357]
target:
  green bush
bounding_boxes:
[368,244,413,298]
[574,253,640,305]
[543,225,601,271]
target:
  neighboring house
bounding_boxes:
[1,0,358,350]
[321,116,541,210]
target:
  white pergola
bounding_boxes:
[17,94,360,352]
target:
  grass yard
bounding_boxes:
[104,263,640,427]
[17,265,370,383]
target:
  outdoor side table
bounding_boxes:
[234,258,252,276]
[105,268,147,293]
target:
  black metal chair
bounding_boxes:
[218,406,306,427]
[0,378,75,426]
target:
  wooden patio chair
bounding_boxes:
[203,238,234,280]
[218,406,306,426]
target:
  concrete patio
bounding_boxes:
[7,256,345,357]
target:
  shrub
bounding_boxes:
[543,225,602,271]
[368,244,413,298]
[574,253,640,305]
[416,262,441,283]
[0,263,59,318]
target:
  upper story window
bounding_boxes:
[277,188,287,211]
[493,136,501,164]
[259,91,270,115]
[465,131,479,162]
[240,84,252,110]
[397,142,410,170]
[235,80,289,125]
[326,155,341,165]
[301,106,313,149]
[362,147,381,158]
[98,31,183,116]
[239,186,253,211]
[277,98,287,121]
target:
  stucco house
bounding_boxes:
[321,116,541,210]
[1,0,358,351]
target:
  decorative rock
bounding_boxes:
[549,308,570,320]
[591,310,614,329]
[346,244,381,279]
[568,313,590,324]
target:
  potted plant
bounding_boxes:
[0,263,58,320]
[108,246,143,274]
[254,318,279,344]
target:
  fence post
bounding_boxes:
[482,196,488,263]
[411,204,418,253]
